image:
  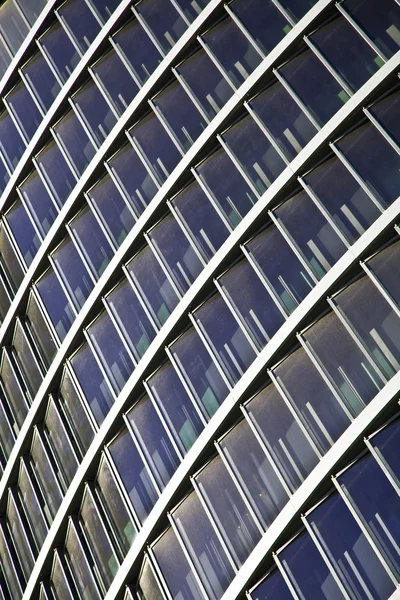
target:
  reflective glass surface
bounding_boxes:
[203,17,262,87]
[51,236,94,311]
[26,292,57,368]
[5,80,42,142]
[193,293,257,385]
[59,368,95,454]
[91,48,139,116]
[69,205,113,279]
[147,361,204,453]
[53,109,96,177]
[19,168,58,238]
[72,79,117,146]
[0,0,29,54]
[245,384,319,492]
[5,199,40,268]
[250,569,293,600]
[65,521,101,600]
[0,109,25,173]
[35,138,77,207]
[44,397,79,486]
[39,21,80,82]
[370,89,400,150]
[36,267,75,342]
[134,0,187,53]
[58,0,101,54]
[370,418,400,488]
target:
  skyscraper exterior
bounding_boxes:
[0,0,400,598]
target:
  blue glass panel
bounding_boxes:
[59,368,95,454]
[69,205,114,279]
[18,0,47,25]
[337,122,400,209]
[53,109,96,177]
[5,81,42,143]
[303,153,381,244]
[127,245,179,327]
[219,258,285,349]
[366,240,400,312]
[172,491,235,598]
[70,342,114,425]
[88,174,135,248]
[87,310,134,394]
[246,226,315,314]
[0,1,29,54]
[90,0,121,21]
[148,213,203,295]
[194,293,256,385]
[112,18,162,86]
[72,79,117,146]
[170,326,229,418]
[152,527,204,600]
[245,384,319,492]
[35,138,77,207]
[107,143,158,219]
[176,47,234,120]
[22,52,60,114]
[58,0,101,53]
[153,79,207,151]
[39,21,80,82]
[51,236,94,311]
[274,190,347,278]
[197,454,261,566]
[310,16,382,92]
[127,394,180,489]
[334,275,400,380]
[280,530,346,599]
[342,0,400,59]
[339,453,400,579]
[274,345,351,454]
[203,17,262,87]
[222,113,286,194]
[220,418,289,529]
[279,48,350,126]
[108,428,158,523]
[5,200,40,268]
[0,109,25,172]
[279,0,316,22]
[106,278,155,361]
[230,0,291,55]
[250,79,317,161]
[370,89,400,150]
[128,112,181,184]
[19,169,58,238]
[92,49,139,116]
[250,569,293,600]
[370,419,400,487]
[308,492,395,600]
[147,361,204,453]
[196,146,257,227]
[171,180,230,261]
[135,0,187,54]
[304,310,384,414]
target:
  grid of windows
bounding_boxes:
[0,0,399,599]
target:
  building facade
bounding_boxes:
[0,0,399,598]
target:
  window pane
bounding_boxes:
[250,79,317,161]
[35,138,77,207]
[245,225,315,314]
[250,569,293,600]
[338,453,400,579]
[87,310,134,394]
[30,430,63,519]
[53,109,96,176]
[370,418,400,487]
[196,146,257,227]
[0,0,29,54]
[70,343,114,425]
[19,168,58,238]
[112,18,162,86]
[39,21,80,82]
[279,530,346,599]
[135,0,187,54]
[245,383,319,492]
[172,491,235,598]
[108,428,158,524]
[222,113,286,194]
[336,121,400,208]
[308,492,395,600]
[72,79,117,146]
[91,49,139,116]
[59,368,95,454]
[170,326,229,418]
[148,212,203,295]
[69,205,113,279]
[5,199,40,267]
[274,190,347,279]
[147,361,204,453]
[303,153,381,244]
[203,17,262,87]
[58,0,101,54]
[51,236,94,311]
[171,180,230,261]
[26,292,57,367]
[13,320,43,398]
[219,418,289,529]
[193,293,257,385]
[106,278,155,361]
[274,345,351,454]
[5,80,42,142]
[279,49,350,126]
[45,397,79,486]
[65,522,101,600]
[196,454,261,566]
[370,89,400,150]
[0,109,25,172]
[126,245,179,327]
[36,267,75,342]
[127,394,180,489]
[219,258,285,350]
[175,47,233,120]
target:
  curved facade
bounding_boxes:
[0,0,399,599]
